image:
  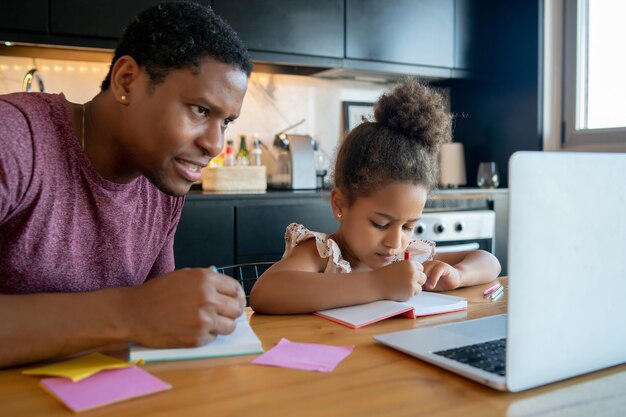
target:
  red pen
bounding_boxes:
[404,251,410,261]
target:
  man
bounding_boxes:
[0,1,251,367]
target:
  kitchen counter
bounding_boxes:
[185,188,330,201]
[185,187,507,209]
[432,187,509,195]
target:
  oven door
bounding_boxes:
[432,238,493,253]
[414,210,495,254]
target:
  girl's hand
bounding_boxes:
[422,260,462,291]
[374,261,427,301]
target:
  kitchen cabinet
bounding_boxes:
[0,1,48,33]
[50,0,160,39]
[454,0,475,70]
[1,0,469,79]
[0,0,210,49]
[212,0,344,59]
[235,200,336,264]
[173,201,235,269]
[173,191,337,269]
[446,0,542,188]
[345,0,454,68]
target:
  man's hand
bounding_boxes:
[124,268,246,348]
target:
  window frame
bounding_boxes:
[562,0,626,149]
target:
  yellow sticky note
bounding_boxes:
[23,352,143,382]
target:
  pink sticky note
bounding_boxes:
[251,338,354,372]
[39,365,171,412]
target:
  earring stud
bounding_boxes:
[121,95,127,101]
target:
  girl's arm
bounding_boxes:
[424,250,502,291]
[249,239,424,314]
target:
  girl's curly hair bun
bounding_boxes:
[374,78,451,157]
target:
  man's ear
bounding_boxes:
[330,187,347,221]
[109,55,141,105]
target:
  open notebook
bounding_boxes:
[315,292,467,329]
[129,314,263,362]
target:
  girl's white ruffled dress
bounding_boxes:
[283,223,436,273]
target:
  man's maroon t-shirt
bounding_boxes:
[0,92,184,294]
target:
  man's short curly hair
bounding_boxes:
[101,1,252,91]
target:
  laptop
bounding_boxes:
[374,151,626,392]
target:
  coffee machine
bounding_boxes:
[266,133,317,190]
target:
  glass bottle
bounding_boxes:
[209,151,224,167]
[236,134,249,166]
[251,133,263,166]
[224,139,236,167]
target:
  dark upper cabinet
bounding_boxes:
[454,0,472,69]
[0,1,209,48]
[212,0,344,59]
[453,0,487,71]
[1,0,466,77]
[50,0,167,39]
[0,1,48,32]
[346,0,454,68]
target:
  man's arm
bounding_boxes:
[0,268,246,368]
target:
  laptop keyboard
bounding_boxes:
[433,338,507,376]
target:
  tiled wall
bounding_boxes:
[0,55,109,103]
[0,54,387,160]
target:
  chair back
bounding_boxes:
[217,262,274,305]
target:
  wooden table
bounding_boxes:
[2,278,625,416]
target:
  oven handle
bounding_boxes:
[435,242,480,253]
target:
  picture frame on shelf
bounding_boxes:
[342,101,374,136]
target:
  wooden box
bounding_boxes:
[201,166,267,191]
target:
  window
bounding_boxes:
[563,0,626,148]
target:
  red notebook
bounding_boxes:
[314,292,467,329]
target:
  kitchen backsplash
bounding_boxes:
[0,55,109,103]
[0,54,388,158]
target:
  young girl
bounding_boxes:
[249,79,501,314]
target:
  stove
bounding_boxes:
[415,210,495,254]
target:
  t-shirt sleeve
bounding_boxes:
[0,100,34,226]
[146,195,185,279]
